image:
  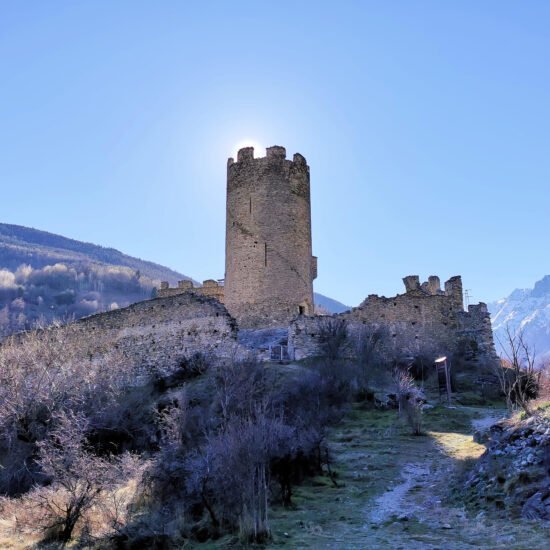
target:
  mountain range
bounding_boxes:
[488,275,550,362]
[0,223,348,337]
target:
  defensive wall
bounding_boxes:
[288,275,497,364]
[158,279,225,303]
[6,293,241,376]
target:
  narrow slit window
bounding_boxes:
[249,197,252,214]
[264,243,267,266]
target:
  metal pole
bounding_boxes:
[445,359,452,405]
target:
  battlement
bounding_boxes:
[227,146,308,169]
[158,279,225,303]
[290,273,496,363]
[401,274,462,306]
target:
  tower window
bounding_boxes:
[249,197,252,214]
[264,243,267,266]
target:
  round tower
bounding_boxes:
[224,145,317,328]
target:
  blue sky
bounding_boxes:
[1,1,549,306]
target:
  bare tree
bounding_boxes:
[495,325,540,415]
[32,411,123,544]
[317,317,347,362]
[354,326,387,389]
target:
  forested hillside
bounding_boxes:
[0,223,191,336]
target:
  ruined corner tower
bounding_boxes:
[224,145,317,328]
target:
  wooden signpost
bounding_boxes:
[434,356,452,405]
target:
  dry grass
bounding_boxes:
[0,477,141,548]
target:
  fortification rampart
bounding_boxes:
[158,279,225,303]
[289,275,497,364]
[6,293,241,376]
[225,146,316,328]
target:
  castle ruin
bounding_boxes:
[154,144,497,366]
[224,146,317,328]
[20,142,493,372]
[160,146,317,329]
[289,275,496,364]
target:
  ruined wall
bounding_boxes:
[8,293,240,376]
[224,146,317,329]
[158,279,225,303]
[289,275,497,364]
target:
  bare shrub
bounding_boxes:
[393,368,424,435]
[29,411,135,544]
[212,356,269,428]
[0,324,135,494]
[354,326,389,390]
[317,317,347,362]
[495,326,541,415]
[185,412,295,543]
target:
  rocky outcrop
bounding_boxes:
[467,409,550,520]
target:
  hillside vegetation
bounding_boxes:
[0,223,192,337]
[0,317,548,548]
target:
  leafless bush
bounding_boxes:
[317,317,347,362]
[392,368,424,435]
[495,326,541,415]
[212,356,269,428]
[354,326,389,389]
[538,361,550,401]
[185,412,295,543]
[0,323,135,494]
[28,411,140,544]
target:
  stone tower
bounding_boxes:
[224,145,317,328]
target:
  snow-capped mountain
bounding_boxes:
[489,275,550,362]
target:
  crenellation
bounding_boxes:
[266,145,286,159]
[237,147,254,162]
[427,275,442,294]
[158,279,225,303]
[444,275,464,311]
[403,275,420,292]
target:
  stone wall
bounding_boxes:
[224,146,317,328]
[7,293,241,376]
[158,279,225,303]
[289,275,497,364]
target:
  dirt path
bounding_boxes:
[269,405,547,549]
[367,408,504,527]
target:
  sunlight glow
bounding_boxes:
[232,139,264,159]
[428,431,486,461]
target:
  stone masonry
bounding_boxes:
[6,148,497,373]
[6,292,241,376]
[289,275,497,364]
[224,146,317,328]
[158,279,225,303]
